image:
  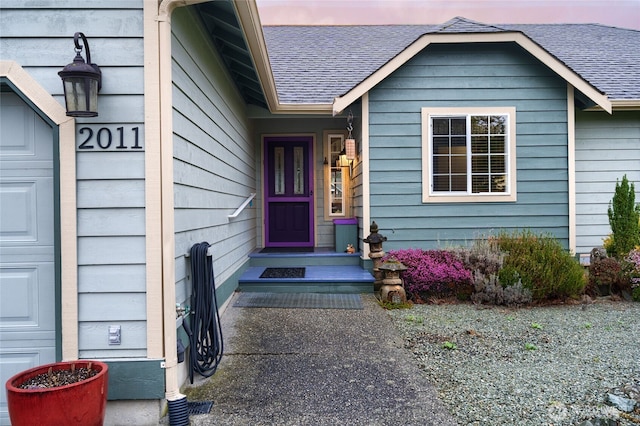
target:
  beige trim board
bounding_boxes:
[143,0,163,359]
[567,84,577,253]
[0,60,79,359]
[272,104,334,114]
[582,99,640,111]
[333,32,612,115]
[361,93,371,260]
[610,99,640,111]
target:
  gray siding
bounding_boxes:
[368,43,569,250]
[0,1,147,358]
[575,110,640,254]
[171,8,257,305]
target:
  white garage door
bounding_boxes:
[0,92,56,424]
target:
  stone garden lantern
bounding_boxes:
[363,221,387,291]
[378,258,408,303]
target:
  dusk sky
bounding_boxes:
[256,0,640,30]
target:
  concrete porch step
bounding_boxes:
[238,265,374,294]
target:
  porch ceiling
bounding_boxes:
[194,0,268,109]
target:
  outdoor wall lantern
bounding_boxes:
[58,32,102,117]
[337,111,356,170]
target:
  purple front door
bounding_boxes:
[264,136,314,247]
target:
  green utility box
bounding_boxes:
[333,218,358,252]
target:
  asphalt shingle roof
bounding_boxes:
[262,17,640,105]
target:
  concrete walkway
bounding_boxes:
[182,293,457,426]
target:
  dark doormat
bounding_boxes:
[260,267,305,279]
[234,292,363,309]
[259,247,314,253]
[188,401,213,415]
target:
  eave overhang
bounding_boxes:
[233,1,333,114]
[332,32,613,115]
[602,99,640,111]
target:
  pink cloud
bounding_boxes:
[256,0,640,29]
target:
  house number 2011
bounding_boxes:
[77,125,144,151]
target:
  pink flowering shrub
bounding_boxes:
[625,249,640,301]
[385,249,472,297]
[626,249,640,286]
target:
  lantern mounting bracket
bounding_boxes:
[73,32,102,90]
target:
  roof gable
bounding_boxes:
[332,30,611,114]
[504,23,640,102]
[258,17,639,113]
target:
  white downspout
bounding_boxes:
[157,0,182,406]
[156,0,209,412]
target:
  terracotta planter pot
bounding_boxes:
[5,360,108,426]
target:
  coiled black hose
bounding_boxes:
[184,242,223,384]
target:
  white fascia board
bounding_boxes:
[584,99,640,112]
[333,32,612,115]
[271,103,334,114]
[611,99,640,111]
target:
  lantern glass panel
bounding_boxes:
[63,77,98,116]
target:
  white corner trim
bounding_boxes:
[361,93,371,260]
[143,0,164,360]
[567,84,577,254]
[333,32,612,115]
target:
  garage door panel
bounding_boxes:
[0,263,55,330]
[0,91,57,420]
[0,103,35,156]
[0,94,53,161]
[0,178,54,245]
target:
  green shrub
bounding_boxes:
[607,174,640,258]
[494,230,586,300]
[498,264,521,287]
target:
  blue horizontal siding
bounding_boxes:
[368,42,569,250]
[170,8,257,311]
[0,0,148,361]
[575,110,640,253]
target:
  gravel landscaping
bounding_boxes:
[387,299,640,426]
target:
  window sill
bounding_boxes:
[422,193,517,203]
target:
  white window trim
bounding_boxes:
[421,106,517,203]
[323,130,350,220]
